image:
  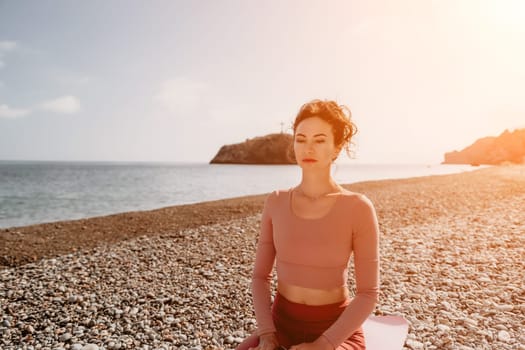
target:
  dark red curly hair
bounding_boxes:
[292,99,357,158]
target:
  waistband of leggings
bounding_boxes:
[272,292,350,322]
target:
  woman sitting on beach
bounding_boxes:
[236,100,380,350]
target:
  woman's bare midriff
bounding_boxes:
[277,281,349,305]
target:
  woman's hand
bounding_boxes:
[289,336,333,350]
[249,332,279,350]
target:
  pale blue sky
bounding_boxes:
[1,0,524,163]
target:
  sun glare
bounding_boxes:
[480,0,525,32]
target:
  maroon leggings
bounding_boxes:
[236,293,365,349]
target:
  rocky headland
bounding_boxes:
[210,133,295,164]
[443,128,525,165]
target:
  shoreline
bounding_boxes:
[0,193,267,268]
[0,165,493,269]
[1,165,524,348]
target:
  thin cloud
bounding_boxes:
[0,41,17,51]
[0,40,17,69]
[0,104,30,119]
[154,78,208,114]
[40,95,81,114]
[1,95,81,119]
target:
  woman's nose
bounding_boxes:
[306,142,314,153]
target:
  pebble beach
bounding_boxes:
[1,165,524,350]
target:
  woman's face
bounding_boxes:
[293,116,340,169]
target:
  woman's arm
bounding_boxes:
[321,195,380,348]
[251,192,277,336]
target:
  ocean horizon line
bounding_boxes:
[0,159,454,166]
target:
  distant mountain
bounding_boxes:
[443,128,525,165]
[210,133,296,164]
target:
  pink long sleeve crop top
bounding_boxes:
[251,188,380,348]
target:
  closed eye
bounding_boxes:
[295,139,326,143]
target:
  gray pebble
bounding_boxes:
[498,330,511,343]
[82,345,100,350]
[59,332,72,342]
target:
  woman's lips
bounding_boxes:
[302,158,317,163]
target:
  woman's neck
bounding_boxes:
[298,169,340,196]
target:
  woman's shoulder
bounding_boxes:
[339,188,365,200]
[271,187,293,197]
[268,187,293,198]
[264,188,293,206]
[338,188,375,209]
